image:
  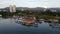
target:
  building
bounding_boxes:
[9,5,16,12]
[9,5,13,12]
[13,5,16,12]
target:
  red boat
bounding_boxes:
[23,17,36,25]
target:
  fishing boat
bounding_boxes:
[18,16,24,23]
[23,18,35,25]
[18,16,36,25]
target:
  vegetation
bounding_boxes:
[0,9,60,19]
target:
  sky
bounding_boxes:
[0,0,60,8]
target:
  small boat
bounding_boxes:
[18,17,36,25]
[18,18,23,23]
[40,19,45,21]
[48,23,60,28]
[53,19,58,23]
[23,17,35,25]
[0,15,2,17]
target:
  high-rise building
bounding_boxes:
[9,5,16,12]
[9,5,13,12]
[13,5,16,12]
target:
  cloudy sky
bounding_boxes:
[0,0,60,8]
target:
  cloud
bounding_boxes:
[0,0,10,8]
[0,0,60,8]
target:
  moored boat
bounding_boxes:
[18,16,36,25]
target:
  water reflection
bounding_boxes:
[15,17,60,28]
[48,22,60,28]
[15,20,38,27]
[0,17,60,34]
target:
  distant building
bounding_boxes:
[44,9,47,11]
[9,5,13,12]
[21,8,24,11]
[0,10,2,12]
[13,5,16,12]
[9,5,16,12]
[50,9,56,12]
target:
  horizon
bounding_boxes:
[0,6,60,9]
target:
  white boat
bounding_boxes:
[0,15,2,17]
[18,18,24,23]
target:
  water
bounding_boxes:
[0,18,60,34]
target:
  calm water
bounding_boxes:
[0,18,60,34]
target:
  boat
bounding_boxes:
[18,16,24,23]
[18,17,24,23]
[18,16,36,25]
[0,15,2,17]
[23,18,35,25]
